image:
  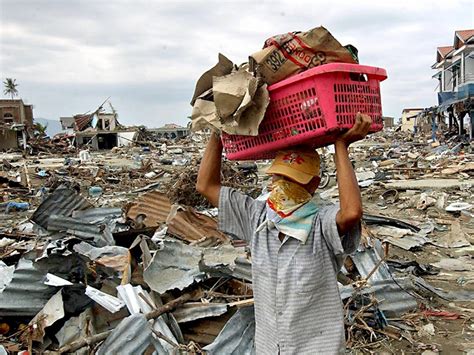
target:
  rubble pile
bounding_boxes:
[164,159,261,209]
[0,128,473,354]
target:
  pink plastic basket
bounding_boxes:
[222,63,387,160]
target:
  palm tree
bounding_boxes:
[33,122,48,137]
[3,78,19,99]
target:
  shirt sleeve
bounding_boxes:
[218,186,262,242]
[318,204,361,271]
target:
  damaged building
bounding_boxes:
[73,103,138,150]
[432,29,474,138]
[0,99,33,150]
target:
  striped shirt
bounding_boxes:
[218,187,361,355]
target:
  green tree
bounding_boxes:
[3,78,19,99]
[33,122,48,137]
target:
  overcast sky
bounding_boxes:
[1,0,473,128]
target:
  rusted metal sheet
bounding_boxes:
[168,208,228,243]
[126,190,172,227]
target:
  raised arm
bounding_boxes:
[196,132,223,207]
[334,113,371,235]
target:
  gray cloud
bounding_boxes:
[1,0,473,127]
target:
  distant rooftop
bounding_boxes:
[160,123,186,129]
[437,46,454,60]
[435,29,474,63]
[455,29,474,42]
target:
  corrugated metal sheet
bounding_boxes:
[73,242,128,261]
[143,240,205,294]
[339,277,418,318]
[203,306,255,355]
[346,247,418,317]
[72,207,122,222]
[144,241,246,294]
[127,190,171,227]
[168,209,228,243]
[231,256,252,282]
[0,258,57,316]
[74,207,126,234]
[116,284,155,314]
[351,248,391,282]
[383,235,429,250]
[203,244,246,268]
[202,255,253,282]
[97,314,152,355]
[31,187,92,229]
[173,302,229,323]
[55,308,94,354]
[0,262,15,292]
[114,284,180,352]
[47,215,115,247]
[74,114,93,131]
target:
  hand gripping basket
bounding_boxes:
[222,63,387,160]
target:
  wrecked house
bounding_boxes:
[432,29,474,138]
[59,117,75,134]
[0,99,33,150]
[73,102,138,150]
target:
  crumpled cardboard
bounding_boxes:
[220,82,269,136]
[190,53,234,106]
[249,26,358,85]
[191,90,223,132]
[213,68,258,122]
[190,58,270,136]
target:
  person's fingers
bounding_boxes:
[361,114,371,124]
[361,115,371,132]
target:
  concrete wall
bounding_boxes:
[24,105,33,126]
[401,109,423,132]
[0,106,21,124]
[0,130,18,150]
[0,100,33,126]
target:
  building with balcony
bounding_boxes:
[432,29,474,137]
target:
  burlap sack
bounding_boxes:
[250,26,357,85]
